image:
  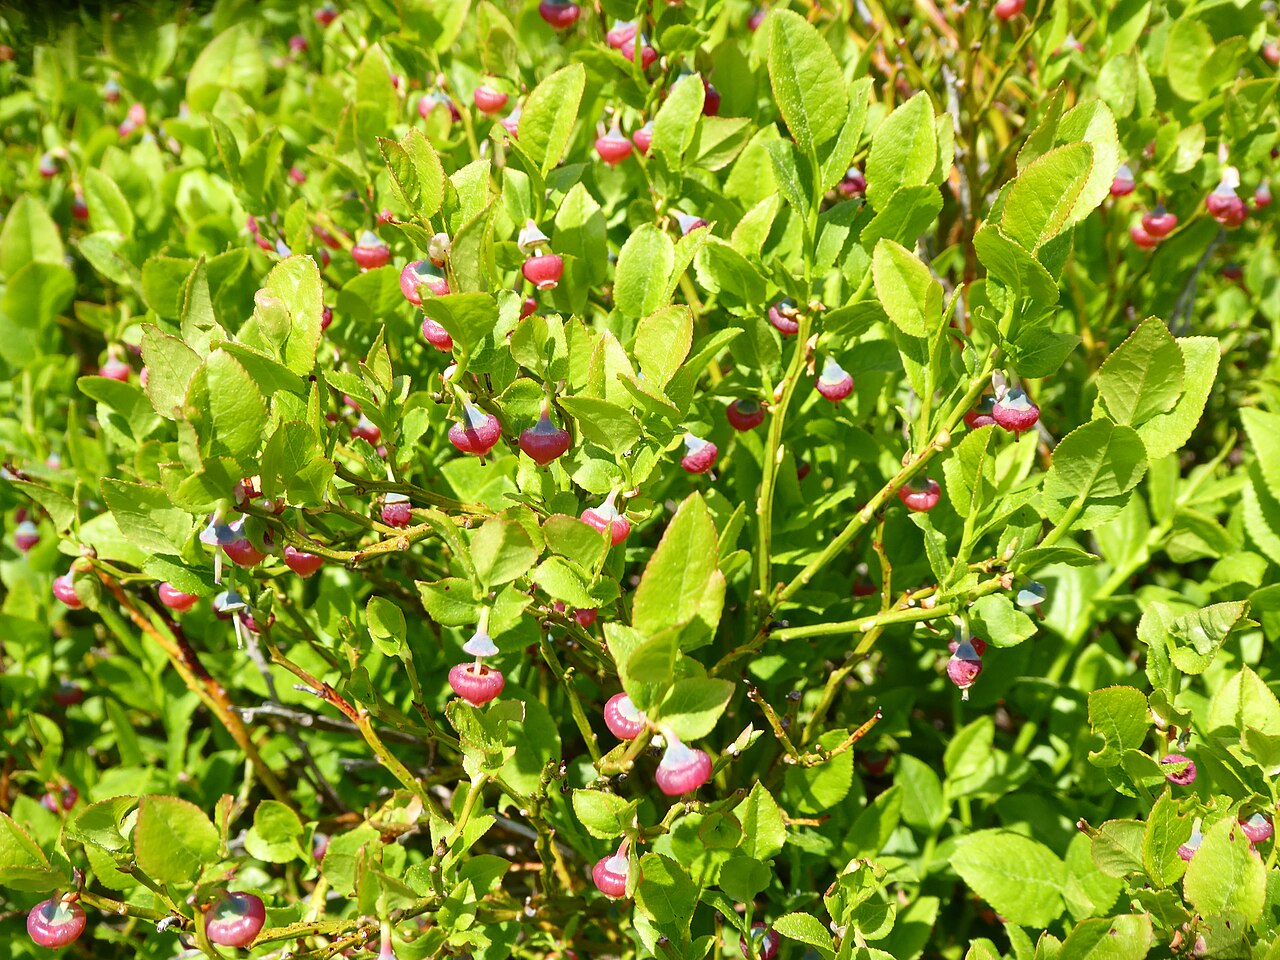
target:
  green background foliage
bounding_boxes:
[1,0,1279,957]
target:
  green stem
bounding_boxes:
[1012,514,1175,755]
[79,890,169,924]
[975,0,1048,117]
[797,708,881,766]
[539,634,603,764]
[332,462,488,515]
[243,501,458,567]
[446,775,490,850]
[801,661,854,748]
[122,866,186,918]
[598,727,652,776]
[748,687,800,760]
[1038,495,1086,550]
[775,354,995,606]
[756,314,815,616]
[264,641,444,817]
[772,575,1006,641]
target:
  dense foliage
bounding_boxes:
[2,1,1280,958]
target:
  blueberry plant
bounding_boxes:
[1,0,1279,957]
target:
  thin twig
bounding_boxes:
[94,571,296,809]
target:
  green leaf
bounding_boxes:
[1141,794,1191,889]
[1182,817,1265,927]
[973,224,1059,307]
[652,73,705,167]
[1168,601,1250,674]
[773,913,835,960]
[1063,832,1124,923]
[820,77,872,192]
[141,324,201,420]
[1164,17,1213,102]
[1054,102,1121,231]
[718,855,771,905]
[262,419,325,501]
[181,258,224,353]
[767,10,847,154]
[1056,915,1153,960]
[367,596,407,657]
[379,129,445,220]
[944,716,995,795]
[133,795,219,884]
[0,261,75,366]
[542,514,608,570]
[239,129,283,204]
[553,184,608,315]
[1090,819,1146,878]
[896,754,947,831]
[519,63,586,177]
[952,830,1065,927]
[615,224,675,320]
[1043,419,1148,504]
[693,238,766,313]
[632,493,719,636]
[846,786,902,859]
[1097,56,1138,119]
[1086,686,1149,768]
[732,196,783,258]
[1138,337,1217,461]
[0,811,51,870]
[872,239,942,338]
[243,801,305,864]
[510,312,569,382]
[784,730,854,814]
[689,116,754,171]
[83,168,135,236]
[65,796,139,853]
[452,203,497,294]
[423,292,498,356]
[734,782,786,861]
[1244,467,1280,568]
[633,306,693,389]
[1007,326,1081,379]
[10,480,76,534]
[471,518,538,589]
[618,626,679,711]
[635,853,697,929]
[77,231,137,288]
[1241,407,1280,495]
[191,349,267,463]
[417,578,482,626]
[655,677,733,740]
[865,92,937,211]
[1000,143,1093,251]
[558,396,642,457]
[764,138,811,220]
[320,824,380,897]
[79,375,160,443]
[859,184,943,249]
[530,556,599,609]
[1206,663,1280,737]
[262,255,324,376]
[354,45,396,145]
[571,790,636,839]
[0,195,64,280]
[943,426,993,518]
[911,512,951,584]
[101,479,193,556]
[185,24,266,112]
[1098,318,1184,426]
